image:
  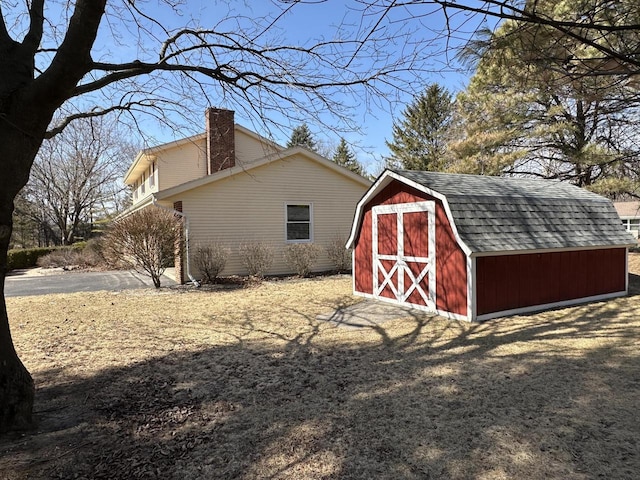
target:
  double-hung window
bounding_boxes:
[286,203,312,242]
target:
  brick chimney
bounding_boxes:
[205,108,235,174]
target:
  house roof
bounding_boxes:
[347,169,636,255]
[155,145,371,200]
[614,201,640,219]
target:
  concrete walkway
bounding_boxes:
[317,299,428,328]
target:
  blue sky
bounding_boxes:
[33,1,498,174]
[203,1,486,173]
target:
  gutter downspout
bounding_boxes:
[152,196,200,287]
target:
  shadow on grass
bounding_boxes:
[2,277,640,479]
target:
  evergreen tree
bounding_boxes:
[332,138,364,175]
[287,123,318,151]
[385,84,453,171]
[449,0,640,195]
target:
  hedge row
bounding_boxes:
[7,244,85,270]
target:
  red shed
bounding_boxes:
[346,170,637,321]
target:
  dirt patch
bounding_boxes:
[2,259,639,479]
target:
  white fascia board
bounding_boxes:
[114,195,154,220]
[470,243,636,258]
[467,256,476,322]
[345,170,473,258]
[345,173,394,249]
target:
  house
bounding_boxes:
[346,169,636,321]
[123,108,371,282]
[614,201,640,240]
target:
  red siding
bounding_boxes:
[353,180,468,316]
[476,248,627,315]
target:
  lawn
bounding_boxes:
[2,256,640,479]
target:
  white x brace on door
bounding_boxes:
[372,202,436,309]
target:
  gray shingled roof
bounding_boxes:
[393,169,636,253]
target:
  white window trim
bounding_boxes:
[284,202,313,243]
[149,161,155,187]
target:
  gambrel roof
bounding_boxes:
[347,169,636,254]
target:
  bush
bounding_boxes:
[33,239,108,269]
[238,241,273,278]
[104,208,180,288]
[283,243,320,277]
[193,242,230,283]
[36,248,82,268]
[79,237,107,267]
[7,247,57,270]
[325,235,351,272]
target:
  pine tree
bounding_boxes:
[332,138,364,175]
[448,0,640,194]
[287,123,318,151]
[385,84,453,171]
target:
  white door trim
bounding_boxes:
[372,202,436,309]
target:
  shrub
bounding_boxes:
[36,248,82,268]
[79,237,107,267]
[283,243,320,277]
[7,247,57,270]
[104,208,180,288]
[238,241,273,278]
[34,239,108,269]
[325,235,351,272]
[193,242,230,283]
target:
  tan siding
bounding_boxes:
[157,138,208,192]
[235,129,280,165]
[164,154,369,277]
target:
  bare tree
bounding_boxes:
[27,117,132,246]
[104,208,179,289]
[0,0,427,432]
[0,0,638,433]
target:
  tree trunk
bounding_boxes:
[0,203,35,432]
[0,119,52,433]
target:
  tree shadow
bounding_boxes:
[2,276,639,479]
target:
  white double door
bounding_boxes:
[372,202,436,309]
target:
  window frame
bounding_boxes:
[284,202,313,243]
[149,161,156,187]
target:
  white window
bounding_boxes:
[285,203,312,242]
[141,172,146,194]
[149,161,155,187]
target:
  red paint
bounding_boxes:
[353,178,629,320]
[476,248,627,315]
[352,180,467,316]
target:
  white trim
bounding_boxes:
[352,291,469,322]
[346,170,472,256]
[467,256,475,321]
[157,145,371,200]
[284,202,313,243]
[352,248,356,293]
[475,290,628,322]
[346,169,636,254]
[625,248,629,293]
[471,243,636,257]
[371,201,437,310]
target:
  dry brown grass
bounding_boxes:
[1,258,640,479]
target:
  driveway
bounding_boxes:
[4,268,176,297]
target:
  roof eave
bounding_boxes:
[156,146,371,200]
[345,169,472,255]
